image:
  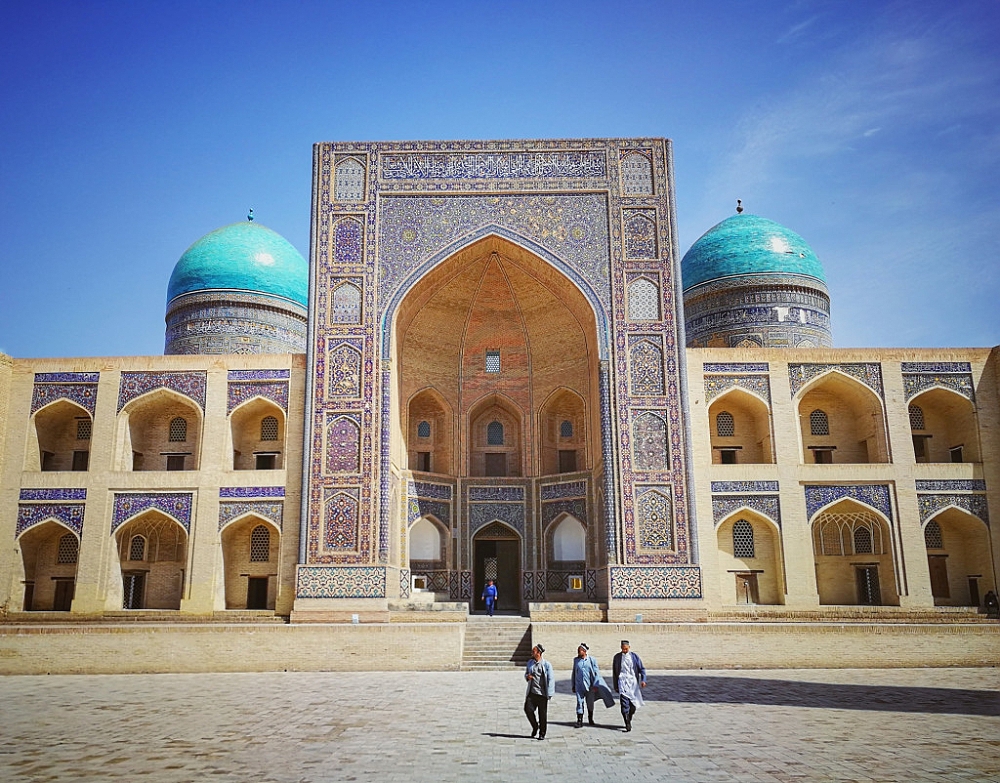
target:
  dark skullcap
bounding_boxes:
[579,643,589,650]
[621,640,630,646]
[535,644,545,654]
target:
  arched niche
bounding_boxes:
[406,388,454,475]
[116,389,202,472]
[811,499,898,605]
[538,388,587,475]
[708,387,773,464]
[715,510,784,605]
[923,508,993,606]
[390,234,602,481]
[113,511,188,609]
[797,372,888,464]
[27,399,92,472]
[909,388,980,464]
[230,397,286,471]
[16,520,79,611]
[409,516,447,566]
[220,515,280,609]
[468,393,523,478]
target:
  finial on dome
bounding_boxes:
[736,199,743,214]
[248,207,254,222]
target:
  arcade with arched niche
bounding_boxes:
[797,372,888,465]
[16,520,80,611]
[116,389,202,472]
[391,235,603,610]
[811,499,899,606]
[221,516,281,609]
[708,388,773,465]
[923,508,994,606]
[908,388,981,464]
[715,511,784,605]
[113,510,188,610]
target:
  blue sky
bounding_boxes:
[1,0,997,357]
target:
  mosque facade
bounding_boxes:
[0,138,997,626]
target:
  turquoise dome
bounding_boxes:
[167,222,308,307]
[682,214,825,291]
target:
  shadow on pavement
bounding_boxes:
[638,675,1000,717]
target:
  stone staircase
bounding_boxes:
[461,615,533,671]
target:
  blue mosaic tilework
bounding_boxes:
[628,336,665,395]
[227,380,289,413]
[323,489,360,551]
[902,373,975,402]
[34,372,100,383]
[296,566,386,598]
[609,566,702,599]
[711,481,779,493]
[599,364,617,557]
[19,488,87,501]
[407,498,451,527]
[31,380,99,415]
[539,480,587,500]
[227,370,290,381]
[380,150,608,180]
[541,498,587,528]
[219,486,285,498]
[704,374,771,404]
[468,486,524,502]
[407,481,453,500]
[399,568,411,599]
[918,494,989,526]
[112,493,193,533]
[914,479,987,492]
[632,411,670,472]
[118,372,207,412]
[469,502,525,537]
[326,415,361,473]
[326,340,363,398]
[623,209,657,259]
[900,362,972,373]
[16,503,85,537]
[585,569,599,600]
[635,487,673,550]
[449,570,473,600]
[804,485,891,521]
[789,363,883,399]
[711,495,781,528]
[218,501,283,531]
[703,363,769,373]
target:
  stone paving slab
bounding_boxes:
[0,668,997,782]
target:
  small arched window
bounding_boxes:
[560,420,573,439]
[924,520,944,549]
[260,416,279,441]
[853,527,873,555]
[908,405,925,430]
[716,411,735,437]
[128,535,146,561]
[417,420,431,438]
[57,534,79,564]
[249,525,271,562]
[487,421,504,446]
[168,417,188,442]
[809,409,829,436]
[732,519,754,558]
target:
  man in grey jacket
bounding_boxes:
[524,644,555,740]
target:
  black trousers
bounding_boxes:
[524,694,549,736]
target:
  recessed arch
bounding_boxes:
[15,519,81,611]
[707,386,773,464]
[221,514,281,610]
[921,506,994,606]
[113,510,189,610]
[116,388,203,472]
[796,371,888,464]
[27,398,93,472]
[715,509,785,605]
[908,386,980,463]
[229,397,286,471]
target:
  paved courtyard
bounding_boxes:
[0,667,997,782]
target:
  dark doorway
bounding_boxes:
[855,566,881,605]
[474,534,520,612]
[928,555,950,598]
[735,573,759,604]
[247,577,269,609]
[122,572,146,609]
[53,579,75,611]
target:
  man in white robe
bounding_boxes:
[612,639,646,732]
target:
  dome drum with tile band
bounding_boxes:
[165,222,309,355]
[682,213,832,349]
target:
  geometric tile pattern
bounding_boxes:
[712,495,781,528]
[702,363,769,373]
[19,488,87,501]
[539,480,586,500]
[804,484,892,521]
[636,487,673,550]
[914,479,987,492]
[118,371,207,412]
[323,490,360,551]
[407,481,453,500]
[711,481,779,493]
[900,362,972,373]
[219,486,286,499]
[16,503,85,538]
[469,503,525,537]
[623,210,657,259]
[541,498,587,528]
[628,337,665,395]
[295,566,386,598]
[111,492,194,533]
[902,372,975,402]
[523,571,546,601]
[609,565,702,598]
[218,501,283,531]
[31,376,99,415]
[468,486,524,502]
[620,151,654,195]
[917,494,989,526]
[632,411,669,472]
[704,373,771,404]
[326,416,361,473]
[407,498,451,527]
[227,381,290,413]
[227,370,291,381]
[788,363,884,399]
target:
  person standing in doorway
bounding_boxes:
[612,639,646,732]
[482,579,498,616]
[524,644,555,740]
[572,643,611,727]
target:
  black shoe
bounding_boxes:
[530,727,538,738]
[625,725,632,732]
[537,734,545,741]
[575,716,583,728]
[588,715,595,726]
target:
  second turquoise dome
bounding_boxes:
[682,213,825,291]
[167,222,308,307]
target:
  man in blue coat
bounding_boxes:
[524,644,555,740]
[571,643,612,727]
[612,639,646,732]
[481,579,497,616]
